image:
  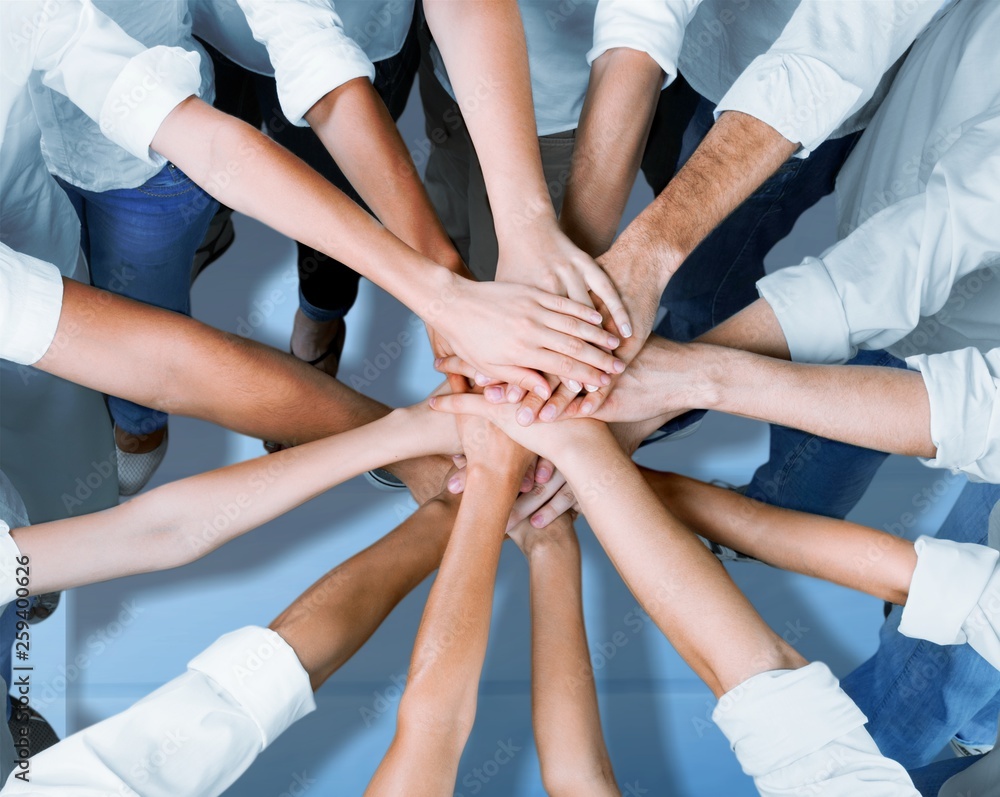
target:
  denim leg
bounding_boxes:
[840,481,1000,768]
[909,755,984,797]
[57,165,218,435]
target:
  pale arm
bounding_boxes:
[366,434,530,795]
[511,516,619,797]
[10,405,457,596]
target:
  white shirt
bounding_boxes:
[0,244,63,367]
[0,0,202,276]
[755,0,1000,482]
[30,0,214,193]
[430,0,600,136]
[590,0,948,155]
[1,626,316,796]
[191,0,409,127]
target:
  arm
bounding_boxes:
[7,403,457,596]
[6,492,459,795]
[366,420,531,795]
[509,516,619,797]
[423,0,630,335]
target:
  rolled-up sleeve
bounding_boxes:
[588,0,703,86]
[0,244,64,367]
[237,0,375,126]
[29,0,202,164]
[717,0,940,155]
[907,348,1000,482]
[3,626,316,796]
[757,112,1000,364]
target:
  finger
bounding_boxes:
[434,356,477,379]
[578,383,614,416]
[544,311,621,351]
[535,291,605,325]
[542,331,625,376]
[484,385,507,403]
[474,371,504,387]
[561,394,587,417]
[452,454,467,469]
[506,472,567,531]
[520,458,536,493]
[513,387,546,427]
[530,482,577,528]
[494,365,553,401]
[447,372,470,396]
[532,351,612,390]
[564,271,596,313]
[506,385,526,403]
[429,393,494,416]
[582,260,633,339]
[535,456,555,484]
[447,467,467,495]
[538,382,580,423]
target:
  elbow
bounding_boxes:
[540,762,618,797]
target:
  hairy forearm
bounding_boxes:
[151,97,453,313]
[606,112,796,307]
[272,494,457,690]
[305,79,465,273]
[424,0,551,234]
[641,471,916,606]
[14,409,435,593]
[561,49,664,258]
[528,528,618,796]
[696,345,936,458]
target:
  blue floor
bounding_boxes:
[35,95,966,794]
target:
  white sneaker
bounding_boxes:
[116,427,168,496]
[950,736,995,757]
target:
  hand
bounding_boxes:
[496,217,632,339]
[432,277,626,400]
[429,392,609,465]
[506,512,579,558]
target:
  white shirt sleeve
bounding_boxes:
[3,626,316,796]
[716,0,941,155]
[906,347,1000,482]
[0,244,64,367]
[28,0,203,165]
[588,0,703,86]
[236,0,375,127]
[757,111,1000,364]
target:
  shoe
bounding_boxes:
[191,207,235,283]
[698,481,762,564]
[116,427,168,496]
[365,468,407,491]
[951,736,995,757]
[8,697,59,757]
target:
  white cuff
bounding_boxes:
[716,53,863,157]
[274,30,375,127]
[899,536,999,646]
[0,525,23,607]
[188,626,316,748]
[0,253,64,366]
[587,27,680,87]
[756,259,854,364]
[99,46,203,164]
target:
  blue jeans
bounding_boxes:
[58,164,218,436]
[841,481,1000,770]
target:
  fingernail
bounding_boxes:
[590,311,603,324]
[539,405,558,422]
[448,478,460,492]
[600,373,612,385]
[585,383,599,392]
[428,397,438,408]
[507,388,523,403]
[485,386,504,402]
[567,380,582,392]
[516,407,534,426]
[475,373,488,386]
[531,514,545,528]
[621,323,633,338]
[536,467,551,481]
[581,402,594,415]
[607,336,620,348]
[533,385,550,399]
[433,357,443,368]
[612,359,626,374]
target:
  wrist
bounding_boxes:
[411,265,462,329]
[495,207,559,255]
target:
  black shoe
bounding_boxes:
[192,207,236,283]
[8,697,59,756]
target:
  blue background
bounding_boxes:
[30,82,965,795]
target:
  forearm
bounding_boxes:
[696,344,936,458]
[557,434,804,696]
[305,80,466,274]
[561,49,664,258]
[424,0,552,233]
[696,297,791,359]
[641,470,916,606]
[13,409,434,593]
[151,97,453,314]
[271,494,457,690]
[606,112,796,314]
[527,523,618,796]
